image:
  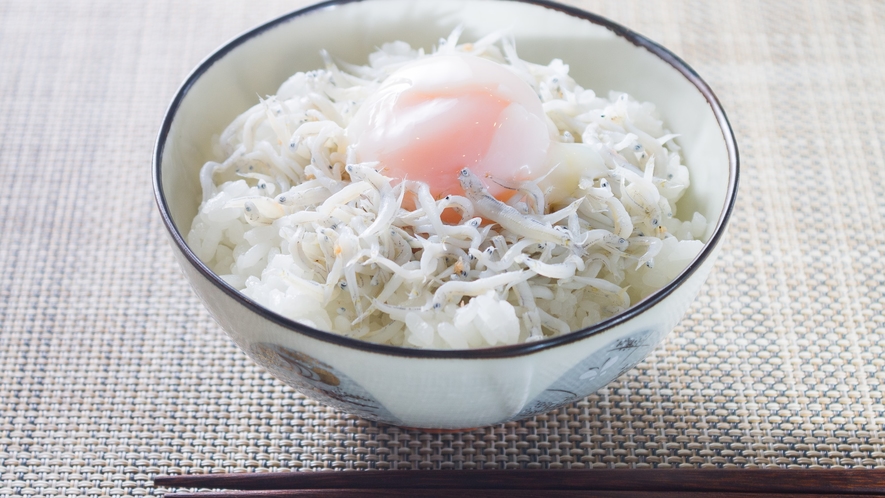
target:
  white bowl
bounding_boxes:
[153,0,738,429]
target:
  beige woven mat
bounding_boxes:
[2,0,885,495]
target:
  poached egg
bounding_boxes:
[347,53,598,206]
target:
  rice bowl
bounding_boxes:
[154,0,738,428]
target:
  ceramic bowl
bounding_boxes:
[153,0,738,429]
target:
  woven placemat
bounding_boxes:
[2,0,885,495]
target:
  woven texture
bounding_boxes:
[2,0,885,495]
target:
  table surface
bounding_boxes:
[2,0,885,495]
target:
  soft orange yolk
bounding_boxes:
[380,89,510,196]
[346,53,554,203]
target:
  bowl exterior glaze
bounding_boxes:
[155,0,738,429]
[172,242,719,428]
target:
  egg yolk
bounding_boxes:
[346,54,555,201]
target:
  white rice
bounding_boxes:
[188,32,707,349]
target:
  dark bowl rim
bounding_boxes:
[153,0,739,360]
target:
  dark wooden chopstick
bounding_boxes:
[155,469,885,495]
[160,490,885,498]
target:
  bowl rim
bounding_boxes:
[153,0,739,360]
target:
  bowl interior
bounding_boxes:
[160,0,732,240]
[156,0,736,357]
